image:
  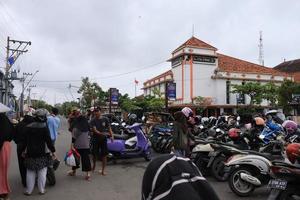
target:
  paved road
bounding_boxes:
[7,118,269,200]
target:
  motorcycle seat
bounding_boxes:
[113,134,130,140]
[124,147,142,153]
[244,150,283,161]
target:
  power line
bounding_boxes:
[0,1,27,38]
[32,60,166,83]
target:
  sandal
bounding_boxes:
[98,170,107,176]
[85,175,91,181]
[67,170,76,176]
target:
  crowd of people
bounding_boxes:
[0,105,115,199]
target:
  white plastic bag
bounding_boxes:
[65,152,76,167]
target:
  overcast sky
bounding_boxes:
[0,0,300,105]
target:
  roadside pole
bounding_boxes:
[3,37,31,106]
[4,37,10,105]
[165,81,169,113]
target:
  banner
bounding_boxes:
[110,88,119,105]
[167,82,176,101]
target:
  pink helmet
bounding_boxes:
[181,107,193,118]
[282,120,298,134]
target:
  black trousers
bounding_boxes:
[72,149,91,172]
[17,145,26,187]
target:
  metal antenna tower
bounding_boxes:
[258,31,264,66]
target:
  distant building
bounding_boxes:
[0,70,15,107]
[143,36,293,116]
[274,59,300,82]
[143,70,173,97]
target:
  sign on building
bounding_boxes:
[167,82,176,101]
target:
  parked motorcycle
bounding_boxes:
[107,123,151,161]
[267,160,300,200]
[224,141,284,197]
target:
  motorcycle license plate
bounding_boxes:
[268,179,287,190]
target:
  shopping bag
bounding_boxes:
[64,150,76,167]
[72,148,81,167]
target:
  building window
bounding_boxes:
[237,81,246,104]
[172,56,182,66]
[226,80,230,104]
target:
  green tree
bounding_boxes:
[77,77,108,108]
[231,82,264,105]
[59,101,79,116]
[119,93,140,112]
[262,82,279,107]
[278,80,300,113]
[32,100,52,111]
[148,96,165,112]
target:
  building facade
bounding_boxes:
[143,36,293,115]
[143,70,173,97]
[274,59,300,82]
[0,70,15,106]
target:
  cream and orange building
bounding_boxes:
[143,36,293,116]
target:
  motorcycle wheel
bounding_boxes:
[150,137,163,153]
[277,187,300,200]
[47,167,56,186]
[228,166,255,197]
[211,155,227,182]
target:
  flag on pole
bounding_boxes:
[8,55,17,66]
[134,79,139,84]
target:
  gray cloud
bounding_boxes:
[0,0,300,105]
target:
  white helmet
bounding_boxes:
[181,107,193,118]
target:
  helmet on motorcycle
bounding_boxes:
[181,107,193,118]
[228,128,240,140]
[208,116,217,126]
[128,113,137,125]
[33,108,49,122]
[254,117,265,126]
[282,120,298,134]
[201,117,209,126]
[286,143,300,164]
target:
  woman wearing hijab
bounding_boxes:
[0,112,15,200]
[67,113,92,181]
[14,113,34,187]
[21,109,56,195]
[172,111,193,157]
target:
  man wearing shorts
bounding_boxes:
[90,107,113,175]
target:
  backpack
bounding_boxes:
[142,154,219,200]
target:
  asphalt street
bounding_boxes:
[7,118,269,200]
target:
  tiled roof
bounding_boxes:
[143,70,173,85]
[173,36,217,53]
[217,53,288,76]
[274,59,300,73]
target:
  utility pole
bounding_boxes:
[258,31,264,66]
[4,36,31,105]
[165,82,169,112]
[19,70,38,116]
[27,85,36,107]
[109,88,112,114]
[20,72,32,117]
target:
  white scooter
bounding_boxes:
[224,141,284,197]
